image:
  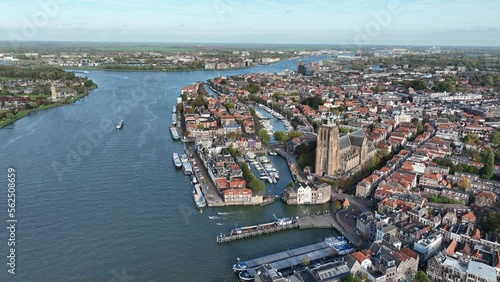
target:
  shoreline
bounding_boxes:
[66,62,282,73]
[0,84,97,129]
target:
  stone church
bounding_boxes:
[315,113,376,177]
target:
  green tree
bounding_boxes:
[372,85,384,93]
[332,200,342,210]
[225,102,235,110]
[258,129,270,144]
[181,91,188,102]
[415,270,429,282]
[480,147,495,179]
[415,120,424,135]
[287,131,302,140]
[302,96,323,110]
[193,95,205,107]
[434,81,456,92]
[490,131,500,146]
[302,255,310,266]
[409,79,427,91]
[458,176,470,190]
[464,133,481,145]
[84,79,94,88]
[273,130,287,143]
[478,212,500,233]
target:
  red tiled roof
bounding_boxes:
[351,251,367,263]
[446,240,457,256]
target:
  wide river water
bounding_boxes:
[0,56,336,281]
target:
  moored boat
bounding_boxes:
[170,126,180,141]
[173,153,182,168]
[172,113,177,125]
[232,258,247,272]
[238,270,254,281]
[182,162,193,175]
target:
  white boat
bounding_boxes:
[268,151,277,156]
[192,176,198,184]
[193,184,206,208]
[173,153,182,169]
[274,214,294,226]
[238,270,254,281]
[182,162,193,175]
[116,120,124,130]
[232,258,247,272]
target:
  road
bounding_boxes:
[330,191,374,250]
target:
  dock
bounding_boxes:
[217,223,298,243]
[217,212,338,243]
[236,239,347,277]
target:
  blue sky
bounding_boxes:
[1,0,499,46]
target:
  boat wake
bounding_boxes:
[208,216,220,220]
[218,212,232,215]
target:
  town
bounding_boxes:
[0,65,97,128]
[172,47,500,282]
[0,42,302,71]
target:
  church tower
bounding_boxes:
[315,113,340,177]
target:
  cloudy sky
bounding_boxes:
[0,0,499,46]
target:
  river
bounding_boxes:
[0,56,334,281]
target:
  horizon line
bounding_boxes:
[0,40,499,49]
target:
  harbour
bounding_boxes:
[0,56,332,281]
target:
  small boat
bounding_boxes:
[233,258,247,272]
[239,270,254,281]
[182,162,193,175]
[173,153,182,168]
[192,176,198,184]
[268,151,277,156]
[274,214,294,226]
[116,120,124,130]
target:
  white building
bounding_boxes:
[297,184,312,204]
[413,233,443,260]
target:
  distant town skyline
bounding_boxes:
[1,0,499,46]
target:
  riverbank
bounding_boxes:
[66,63,273,73]
[0,83,97,129]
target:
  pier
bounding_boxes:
[233,237,354,277]
[216,212,338,243]
[217,223,298,243]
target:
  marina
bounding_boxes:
[248,154,279,184]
